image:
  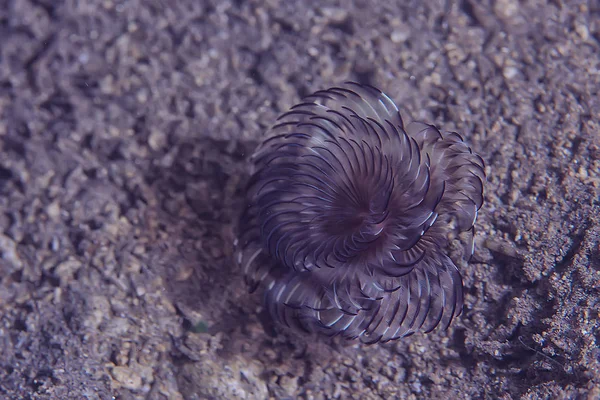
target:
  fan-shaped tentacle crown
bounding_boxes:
[236,82,485,343]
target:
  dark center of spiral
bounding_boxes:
[317,183,393,262]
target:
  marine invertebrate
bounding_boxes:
[235,82,485,343]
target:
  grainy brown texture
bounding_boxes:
[0,0,598,399]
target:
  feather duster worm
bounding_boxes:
[235,82,485,343]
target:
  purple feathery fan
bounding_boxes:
[235,82,485,343]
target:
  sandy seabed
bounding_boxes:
[0,1,598,399]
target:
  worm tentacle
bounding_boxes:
[236,82,486,343]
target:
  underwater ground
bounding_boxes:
[0,0,598,399]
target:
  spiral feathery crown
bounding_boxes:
[235,82,485,343]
